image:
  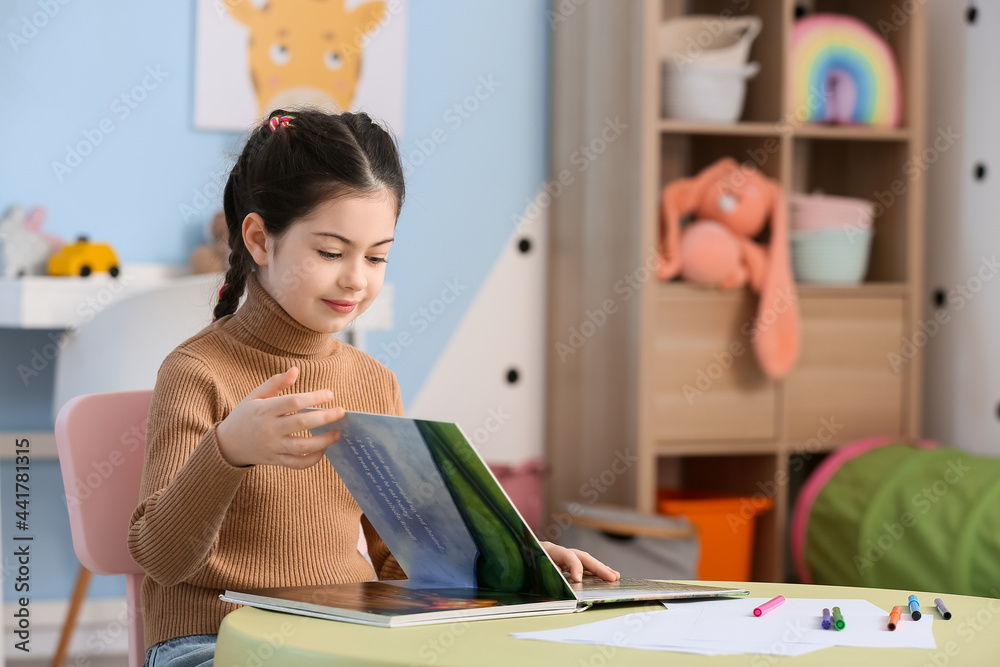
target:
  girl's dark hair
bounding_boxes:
[213,108,405,320]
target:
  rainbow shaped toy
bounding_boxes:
[791,14,901,128]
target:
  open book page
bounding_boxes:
[310,411,575,601]
[569,575,750,604]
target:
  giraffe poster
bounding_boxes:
[194,0,407,134]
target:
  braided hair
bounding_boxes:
[213,108,405,320]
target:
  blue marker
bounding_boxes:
[822,608,831,629]
[908,594,921,620]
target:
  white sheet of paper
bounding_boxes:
[513,610,708,650]
[513,608,828,657]
[513,596,935,656]
[794,611,935,648]
[681,597,936,650]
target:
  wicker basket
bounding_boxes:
[659,14,762,122]
[659,15,762,68]
[662,61,760,122]
[791,192,875,232]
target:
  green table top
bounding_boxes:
[214,581,1000,666]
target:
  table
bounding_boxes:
[214,581,1000,666]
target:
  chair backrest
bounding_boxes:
[55,389,152,667]
[52,272,222,421]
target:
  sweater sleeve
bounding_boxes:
[360,372,407,581]
[128,352,251,587]
[391,373,405,418]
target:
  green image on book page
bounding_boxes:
[317,412,573,600]
[416,420,569,598]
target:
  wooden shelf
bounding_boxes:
[658,120,783,136]
[793,124,912,142]
[654,440,782,457]
[784,440,843,456]
[659,120,911,142]
[797,282,909,298]
[546,0,926,586]
[655,281,909,300]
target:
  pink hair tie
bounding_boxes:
[212,282,228,321]
[269,115,294,132]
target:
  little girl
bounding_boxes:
[128,108,619,667]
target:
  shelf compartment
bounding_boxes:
[656,452,783,582]
[809,0,920,131]
[660,0,786,123]
[660,133,785,187]
[791,138,913,283]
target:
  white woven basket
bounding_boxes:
[662,61,760,122]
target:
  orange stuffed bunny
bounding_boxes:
[657,157,799,379]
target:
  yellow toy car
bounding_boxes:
[48,236,120,277]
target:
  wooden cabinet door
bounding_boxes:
[648,287,776,441]
[783,296,906,445]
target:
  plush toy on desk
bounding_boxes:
[189,211,230,274]
[0,205,64,277]
[656,157,800,379]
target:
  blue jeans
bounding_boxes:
[143,634,217,667]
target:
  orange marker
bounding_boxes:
[888,605,902,631]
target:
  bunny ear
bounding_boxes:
[657,178,696,279]
[753,181,800,378]
[24,207,46,231]
[657,157,740,280]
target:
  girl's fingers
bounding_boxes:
[566,553,584,583]
[250,367,299,399]
[268,389,335,416]
[277,449,328,470]
[573,549,620,581]
[283,429,341,457]
[281,406,345,434]
[541,542,585,583]
[551,547,584,582]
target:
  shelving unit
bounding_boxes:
[546,0,926,582]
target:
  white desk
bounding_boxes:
[0,263,190,330]
[0,264,192,460]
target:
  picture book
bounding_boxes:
[219,411,747,627]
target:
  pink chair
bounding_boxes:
[54,390,152,667]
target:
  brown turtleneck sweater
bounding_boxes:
[128,273,405,650]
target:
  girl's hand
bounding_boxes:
[540,541,620,583]
[216,366,345,469]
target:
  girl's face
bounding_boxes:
[244,193,397,334]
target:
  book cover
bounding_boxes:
[221,581,578,627]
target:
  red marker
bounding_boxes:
[754,595,785,617]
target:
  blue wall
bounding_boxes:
[0,0,549,601]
